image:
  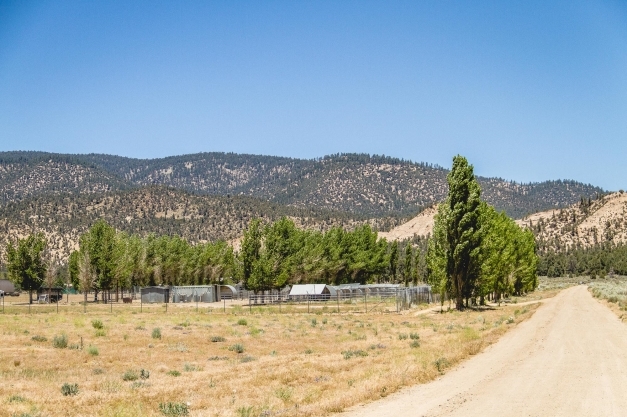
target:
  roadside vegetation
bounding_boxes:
[589,276,627,309]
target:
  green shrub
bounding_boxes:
[159,402,189,416]
[61,383,79,396]
[183,363,201,372]
[342,349,368,359]
[140,369,150,379]
[310,318,317,327]
[210,336,226,342]
[409,340,420,348]
[240,355,256,363]
[31,335,47,342]
[152,328,162,339]
[8,395,26,403]
[409,332,420,340]
[228,343,245,354]
[237,319,247,326]
[122,370,139,381]
[236,406,254,417]
[434,357,449,373]
[167,370,181,377]
[95,329,106,337]
[52,334,68,349]
[91,319,104,330]
[87,345,99,356]
[398,333,408,340]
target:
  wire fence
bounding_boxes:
[247,286,436,313]
[0,285,437,315]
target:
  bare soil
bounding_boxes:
[339,285,627,417]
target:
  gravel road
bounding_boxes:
[340,285,627,417]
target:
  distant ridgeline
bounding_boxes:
[0,151,604,219]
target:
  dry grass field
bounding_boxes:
[0,295,540,417]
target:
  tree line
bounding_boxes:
[3,156,541,309]
[538,242,627,278]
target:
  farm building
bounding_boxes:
[141,286,170,304]
[37,287,64,303]
[219,285,238,300]
[171,285,219,303]
[289,284,337,300]
[0,279,18,295]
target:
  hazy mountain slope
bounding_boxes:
[0,151,605,218]
[517,192,627,251]
[0,186,389,263]
[0,152,130,203]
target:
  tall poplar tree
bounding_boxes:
[443,155,482,310]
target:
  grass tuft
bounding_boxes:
[228,343,245,354]
[159,402,189,416]
[52,334,68,349]
[61,382,79,396]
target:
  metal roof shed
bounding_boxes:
[141,286,170,304]
[289,284,337,300]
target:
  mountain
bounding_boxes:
[0,186,391,263]
[0,151,605,219]
[516,191,627,252]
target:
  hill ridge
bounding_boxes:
[0,151,605,219]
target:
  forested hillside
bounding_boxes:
[0,151,604,218]
[518,191,627,252]
[0,186,392,263]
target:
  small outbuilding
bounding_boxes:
[289,284,337,300]
[37,287,64,303]
[0,279,18,296]
[171,285,219,303]
[219,285,238,300]
[141,286,170,304]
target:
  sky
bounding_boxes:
[1,1,626,190]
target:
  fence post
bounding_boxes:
[336,293,340,313]
[249,294,252,313]
[364,291,367,313]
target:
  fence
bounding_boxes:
[247,286,435,313]
[0,285,436,315]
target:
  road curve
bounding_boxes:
[339,285,627,417]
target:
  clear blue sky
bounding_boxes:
[1,1,626,190]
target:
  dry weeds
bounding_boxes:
[0,297,539,417]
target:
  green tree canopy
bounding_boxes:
[6,233,47,303]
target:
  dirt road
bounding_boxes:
[340,285,627,417]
